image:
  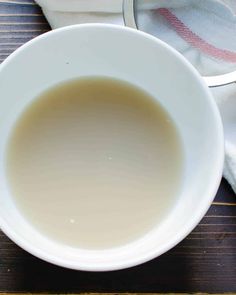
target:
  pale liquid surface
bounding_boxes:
[6,77,183,249]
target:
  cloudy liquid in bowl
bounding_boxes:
[6,77,183,249]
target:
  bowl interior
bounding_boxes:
[0,24,224,271]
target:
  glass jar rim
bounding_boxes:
[123,0,236,88]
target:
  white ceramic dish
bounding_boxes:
[0,24,224,271]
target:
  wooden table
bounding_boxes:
[1,1,236,293]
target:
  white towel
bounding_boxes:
[35,0,236,193]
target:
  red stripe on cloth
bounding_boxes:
[158,8,236,63]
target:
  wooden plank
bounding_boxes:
[0,294,236,295]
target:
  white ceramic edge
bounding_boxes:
[0,23,225,271]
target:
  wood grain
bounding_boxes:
[1,294,236,295]
[0,1,236,293]
[0,294,229,295]
[0,0,48,63]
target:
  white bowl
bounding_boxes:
[0,24,224,271]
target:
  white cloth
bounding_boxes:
[35,0,236,192]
